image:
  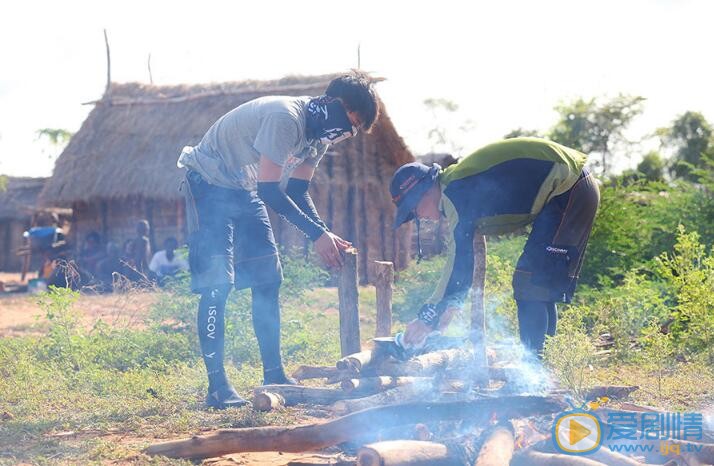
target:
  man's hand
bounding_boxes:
[403,318,433,347]
[315,231,351,269]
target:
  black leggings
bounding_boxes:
[197,282,283,388]
[517,300,557,355]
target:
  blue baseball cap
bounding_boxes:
[390,162,441,229]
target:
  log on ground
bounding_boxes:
[332,382,434,415]
[474,422,514,466]
[378,349,474,377]
[511,449,606,466]
[292,365,354,382]
[337,350,375,373]
[340,376,428,396]
[357,440,461,466]
[144,395,567,459]
[253,385,356,407]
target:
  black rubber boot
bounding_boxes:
[263,366,297,386]
[205,383,249,410]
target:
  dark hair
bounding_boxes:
[164,236,178,249]
[325,71,380,132]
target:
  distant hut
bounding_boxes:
[40,74,414,282]
[0,177,45,271]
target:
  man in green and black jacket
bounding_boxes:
[390,137,600,355]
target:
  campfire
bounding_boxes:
[144,344,714,465]
[145,253,714,465]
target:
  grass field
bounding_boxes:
[1,240,713,464]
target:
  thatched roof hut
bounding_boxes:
[40,74,414,282]
[0,177,46,270]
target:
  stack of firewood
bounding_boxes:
[144,347,714,465]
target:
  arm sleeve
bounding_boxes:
[257,181,327,241]
[285,178,329,231]
[253,114,300,166]
[426,219,476,320]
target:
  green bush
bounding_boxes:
[582,180,714,287]
[653,226,714,362]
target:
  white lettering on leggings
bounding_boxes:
[207,305,217,339]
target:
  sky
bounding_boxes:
[1,0,712,177]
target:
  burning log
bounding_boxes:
[253,385,356,408]
[357,440,461,466]
[145,395,567,459]
[512,449,606,466]
[378,349,474,377]
[332,382,434,415]
[474,422,514,466]
[336,350,375,373]
[340,376,427,396]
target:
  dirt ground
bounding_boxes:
[0,272,157,336]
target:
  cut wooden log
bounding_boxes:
[253,392,285,412]
[145,395,567,459]
[337,350,374,373]
[534,438,646,466]
[337,248,361,357]
[474,423,514,466]
[357,440,461,466]
[378,349,474,377]
[332,382,435,415]
[253,385,357,407]
[511,449,606,466]
[291,365,353,382]
[374,261,394,338]
[340,376,426,396]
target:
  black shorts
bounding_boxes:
[184,170,283,293]
[512,169,600,303]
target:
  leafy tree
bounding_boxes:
[36,128,74,162]
[503,128,542,139]
[423,98,474,156]
[36,128,73,146]
[658,111,713,180]
[0,175,6,192]
[549,95,645,175]
[636,151,665,182]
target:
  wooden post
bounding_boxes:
[471,235,487,380]
[337,248,361,357]
[374,260,394,337]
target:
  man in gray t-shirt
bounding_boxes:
[180,72,380,409]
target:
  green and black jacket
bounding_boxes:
[428,137,587,313]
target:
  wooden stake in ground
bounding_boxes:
[145,395,567,459]
[471,234,487,382]
[358,440,461,466]
[374,261,394,338]
[337,248,361,356]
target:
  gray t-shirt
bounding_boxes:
[177,96,328,191]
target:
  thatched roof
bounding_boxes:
[0,177,47,219]
[40,73,411,205]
